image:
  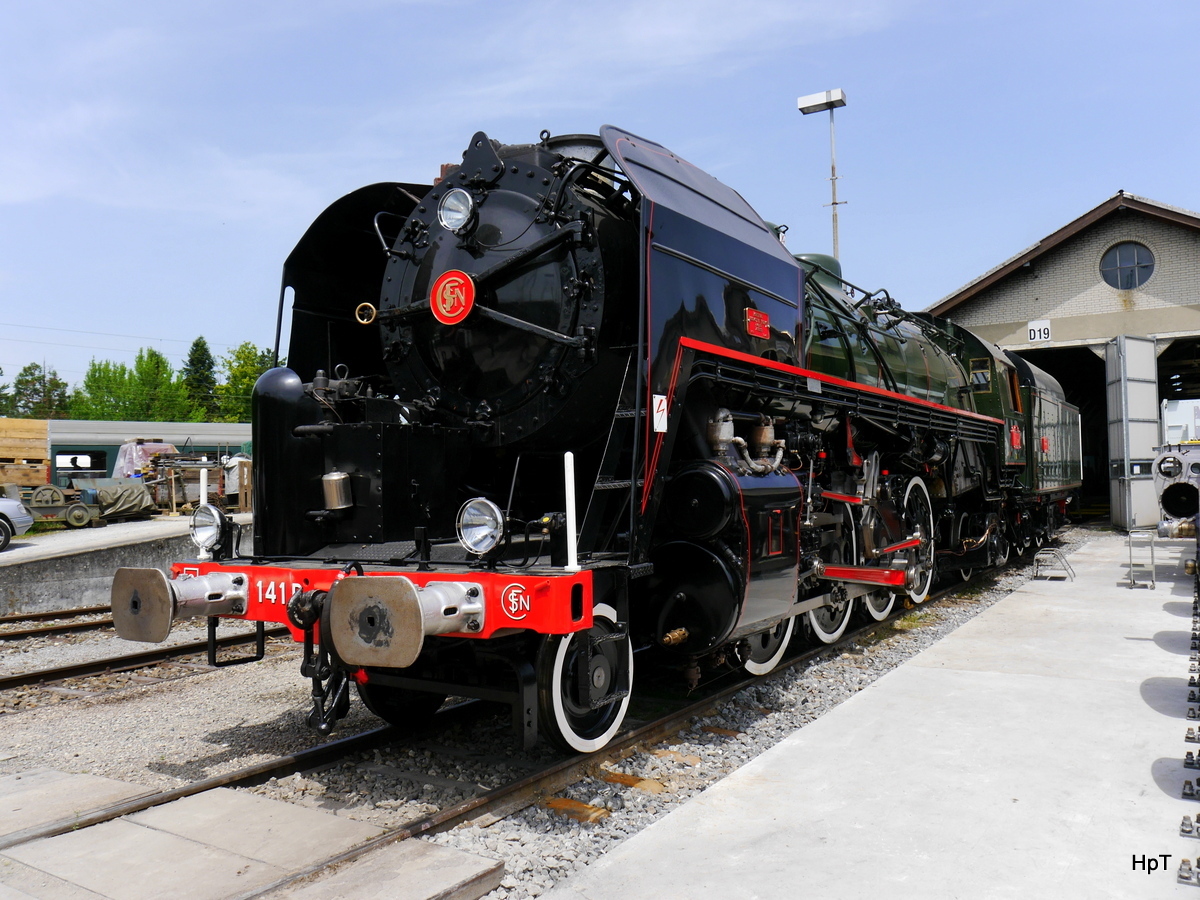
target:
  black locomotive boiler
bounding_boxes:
[112,127,1081,752]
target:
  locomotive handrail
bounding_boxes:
[472,219,585,287]
[376,219,587,328]
[472,306,590,348]
[372,209,408,254]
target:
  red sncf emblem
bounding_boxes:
[430,270,475,325]
[745,308,770,339]
[502,583,531,620]
[1009,424,1023,450]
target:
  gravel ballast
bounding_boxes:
[0,527,1096,899]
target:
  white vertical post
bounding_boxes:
[829,107,840,259]
[199,466,208,506]
[564,452,579,572]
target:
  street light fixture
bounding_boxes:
[797,88,847,259]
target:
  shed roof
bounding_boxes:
[925,192,1200,317]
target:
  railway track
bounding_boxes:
[0,626,291,693]
[0,576,976,897]
[0,605,114,640]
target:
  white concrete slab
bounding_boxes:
[127,788,384,869]
[1,819,284,900]
[0,783,497,900]
[545,533,1197,899]
[0,770,151,839]
[0,881,40,900]
[261,840,503,900]
[0,857,105,900]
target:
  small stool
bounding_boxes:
[1034,548,1076,581]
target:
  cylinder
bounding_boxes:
[1162,482,1199,520]
[322,471,353,510]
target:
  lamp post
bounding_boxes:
[797,88,847,259]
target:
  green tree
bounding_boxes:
[132,348,198,421]
[217,342,274,422]
[10,363,69,419]
[68,349,200,422]
[68,360,131,420]
[181,336,218,417]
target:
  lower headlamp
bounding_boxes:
[190,503,227,558]
[457,497,505,556]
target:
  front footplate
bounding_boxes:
[111,568,247,642]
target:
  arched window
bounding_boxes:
[1100,242,1154,289]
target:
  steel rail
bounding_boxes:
[0,605,109,625]
[0,627,290,691]
[0,616,115,641]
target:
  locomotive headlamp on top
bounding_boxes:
[190,503,228,560]
[456,497,505,555]
[437,188,476,233]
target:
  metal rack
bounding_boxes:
[1126,529,1157,589]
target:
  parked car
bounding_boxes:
[0,497,34,550]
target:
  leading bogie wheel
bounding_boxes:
[64,504,91,529]
[743,615,796,675]
[356,682,446,728]
[903,476,935,604]
[537,603,632,753]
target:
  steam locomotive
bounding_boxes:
[112,127,1081,753]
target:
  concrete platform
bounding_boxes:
[261,841,503,900]
[0,770,153,841]
[0,785,500,900]
[545,534,1198,899]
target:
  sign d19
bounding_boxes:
[1027,319,1052,343]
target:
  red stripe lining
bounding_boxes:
[678,337,1004,425]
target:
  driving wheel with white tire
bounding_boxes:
[954,512,974,582]
[356,682,446,729]
[536,603,632,753]
[901,476,935,604]
[807,514,854,643]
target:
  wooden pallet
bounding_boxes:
[0,463,49,487]
[0,419,51,486]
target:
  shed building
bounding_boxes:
[926,192,1200,528]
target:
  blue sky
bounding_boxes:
[2,0,1197,387]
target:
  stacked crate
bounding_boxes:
[0,419,50,487]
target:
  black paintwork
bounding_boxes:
[247,126,1083,728]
